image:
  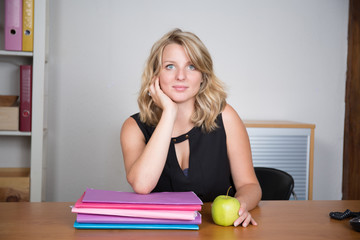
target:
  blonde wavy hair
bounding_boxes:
[138,28,227,132]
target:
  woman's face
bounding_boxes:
[158,43,202,104]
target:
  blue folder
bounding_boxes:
[73,221,199,230]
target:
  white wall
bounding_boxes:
[46,0,349,201]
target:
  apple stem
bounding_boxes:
[226,186,232,198]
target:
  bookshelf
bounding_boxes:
[0,0,47,202]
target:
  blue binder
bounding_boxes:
[74,221,199,230]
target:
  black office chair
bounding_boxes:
[254,167,296,200]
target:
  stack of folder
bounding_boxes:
[72,188,203,230]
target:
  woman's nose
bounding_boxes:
[176,68,186,80]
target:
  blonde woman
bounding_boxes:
[120,29,261,227]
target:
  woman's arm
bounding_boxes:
[222,104,262,227]
[120,78,178,194]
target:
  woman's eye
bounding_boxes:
[188,65,196,70]
[165,64,175,70]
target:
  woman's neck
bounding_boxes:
[172,101,195,137]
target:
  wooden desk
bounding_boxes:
[0,201,359,240]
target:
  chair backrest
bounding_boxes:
[254,167,295,200]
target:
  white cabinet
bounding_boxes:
[0,0,47,202]
[244,121,315,200]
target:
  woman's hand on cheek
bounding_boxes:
[233,202,258,227]
[149,77,177,114]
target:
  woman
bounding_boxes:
[120,29,261,227]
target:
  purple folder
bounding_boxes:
[82,189,203,205]
[76,212,202,225]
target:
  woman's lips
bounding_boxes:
[173,86,188,91]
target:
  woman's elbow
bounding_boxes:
[127,176,153,195]
[132,185,152,195]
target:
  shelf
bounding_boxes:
[0,50,33,57]
[0,0,47,202]
[0,131,31,136]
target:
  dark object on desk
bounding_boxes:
[329,209,360,220]
[254,167,296,200]
[350,217,360,232]
[329,209,360,232]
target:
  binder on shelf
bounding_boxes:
[4,0,23,51]
[19,65,32,132]
[22,0,34,52]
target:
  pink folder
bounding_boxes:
[76,212,202,225]
[82,188,203,205]
[71,207,197,220]
[75,192,202,211]
[4,0,22,51]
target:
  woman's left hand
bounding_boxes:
[233,202,258,227]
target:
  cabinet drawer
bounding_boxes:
[0,106,19,131]
[0,168,30,202]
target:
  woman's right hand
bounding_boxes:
[122,77,179,194]
[149,77,178,116]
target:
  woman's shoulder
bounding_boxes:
[221,104,246,130]
[122,114,139,132]
[123,113,142,126]
[222,104,240,120]
[122,113,155,141]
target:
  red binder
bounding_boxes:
[4,0,23,51]
[19,65,32,132]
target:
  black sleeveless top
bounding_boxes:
[131,113,235,202]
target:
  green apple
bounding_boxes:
[211,187,240,226]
